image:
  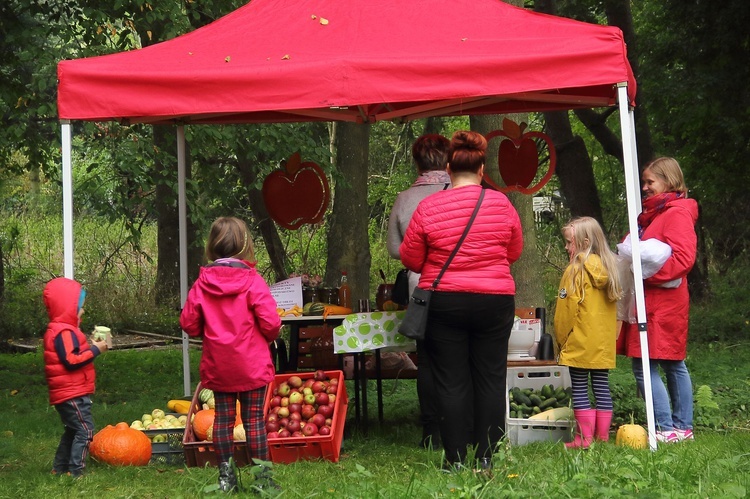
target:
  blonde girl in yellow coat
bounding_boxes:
[554,217,622,448]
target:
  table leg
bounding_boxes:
[358,352,369,434]
[287,323,300,371]
[375,350,384,424]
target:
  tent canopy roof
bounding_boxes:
[57,0,636,125]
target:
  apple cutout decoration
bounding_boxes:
[262,152,330,229]
[483,119,556,195]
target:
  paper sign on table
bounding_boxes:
[270,276,303,311]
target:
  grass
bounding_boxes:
[1,344,749,498]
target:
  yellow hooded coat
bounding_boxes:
[554,254,617,369]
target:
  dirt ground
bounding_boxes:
[2,331,199,353]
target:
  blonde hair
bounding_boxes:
[643,157,688,196]
[205,217,255,262]
[563,217,623,302]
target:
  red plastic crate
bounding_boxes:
[182,382,252,468]
[263,370,348,464]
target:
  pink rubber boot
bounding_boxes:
[595,410,613,442]
[565,409,596,449]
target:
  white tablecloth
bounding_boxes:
[333,311,416,354]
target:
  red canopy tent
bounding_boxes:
[56,0,655,448]
[58,0,635,124]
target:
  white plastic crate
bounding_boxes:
[505,365,574,445]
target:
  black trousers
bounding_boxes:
[425,291,514,463]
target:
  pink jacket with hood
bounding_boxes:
[400,185,523,294]
[180,261,282,392]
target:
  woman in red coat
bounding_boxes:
[400,130,523,471]
[620,157,698,443]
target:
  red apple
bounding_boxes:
[270,406,281,416]
[289,411,301,422]
[278,429,290,438]
[318,426,331,436]
[288,403,301,415]
[277,382,291,396]
[280,397,290,407]
[328,394,336,405]
[266,421,279,433]
[287,419,301,433]
[267,432,280,439]
[326,384,338,395]
[288,375,303,388]
[317,404,334,418]
[292,431,304,438]
[311,381,327,393]
[278,417,289,428]
[301,404,316,420]
[314,370,327,381]
[329,377,338,385]
[270,395,282,407]
[266,413,278,424]
[302,423,318,436]
[303,379,315,389]
[310,413,326,427]
[314,392,330,406]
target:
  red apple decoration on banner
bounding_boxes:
[483,119,556,195]
[262,152,330,229]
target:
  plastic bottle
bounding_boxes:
[337,271,352,309]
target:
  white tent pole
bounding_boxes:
[177,125,192,397]
[618,84,656,451]
[61,122,74,279]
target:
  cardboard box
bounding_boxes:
[264,370,348,464]
[506,366,573,445]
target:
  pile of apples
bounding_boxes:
[266,370,338,439]
[130,409,187,442]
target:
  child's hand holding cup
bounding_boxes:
[92,326,112,351]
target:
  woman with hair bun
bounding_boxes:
[400,130,523,472]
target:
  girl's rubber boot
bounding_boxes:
[218,461,238,493]
[595,410,613,442]
[565,409,596,449]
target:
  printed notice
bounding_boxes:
[270,276,303,311]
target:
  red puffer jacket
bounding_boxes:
[400,185,523,294]
[620,197,698,360]
[43,277,97,405]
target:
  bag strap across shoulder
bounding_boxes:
[431,188,485,289]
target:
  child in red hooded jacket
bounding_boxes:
[43,277,109,477]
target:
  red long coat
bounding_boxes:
[620,197,698,360]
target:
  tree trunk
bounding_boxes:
[235,146,289,282]
[470,114,545,311]
[325,122,371,304]
[153,125,180,308]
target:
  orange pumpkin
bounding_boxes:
[90,422,151,466]
[192,409,215,441]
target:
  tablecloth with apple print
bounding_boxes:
[333,311,416,353]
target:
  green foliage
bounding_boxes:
[693,385,722,429]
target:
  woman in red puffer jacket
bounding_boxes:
[400,130,523,471]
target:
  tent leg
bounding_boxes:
[618,84,656,451]
[61,122,74,279]
[177,125,192,397]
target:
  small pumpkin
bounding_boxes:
[192,409,215,441]
[90,422,152,466]
[615,423,648,449]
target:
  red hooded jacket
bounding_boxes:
[43,277,98,405]
[620,197,699,360]
[180,261,281,392]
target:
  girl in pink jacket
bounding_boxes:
[180,217,281,493]
[400,130,523,472]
